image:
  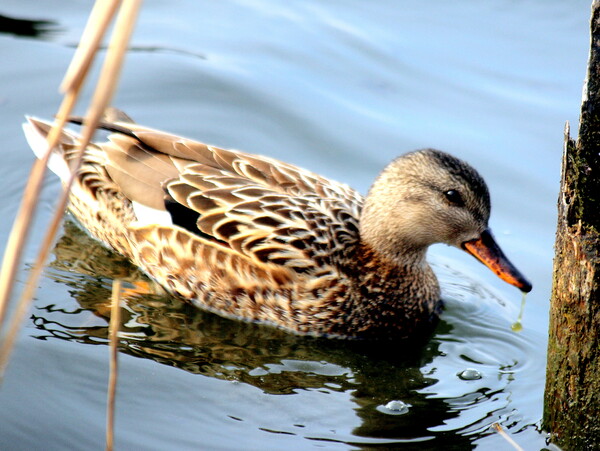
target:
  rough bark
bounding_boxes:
[543,1,600,449]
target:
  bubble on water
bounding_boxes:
[376,400,411,415]
[457,368,482,380]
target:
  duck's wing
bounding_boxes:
[29,115,364,277]
[108,120,363,275]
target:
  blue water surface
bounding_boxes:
[0,1,590,449]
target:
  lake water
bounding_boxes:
[0,1,591,449]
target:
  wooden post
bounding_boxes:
[543,1,600,448]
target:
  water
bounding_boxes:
[0,0,590,449]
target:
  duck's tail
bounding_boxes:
[21,116,140,255]
[22,116,113,208]
[22,117,78,183]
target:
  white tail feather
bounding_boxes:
[22,118,72,182]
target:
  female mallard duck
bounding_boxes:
[23,111,531,340]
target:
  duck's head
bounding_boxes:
[360,149,532,292]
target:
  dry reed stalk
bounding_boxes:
[106,279,122,451]
[492,423,524,451]
[0,88,81,329]
[0,0,141,377]
[0,0,119,330]
[61,0,121,94]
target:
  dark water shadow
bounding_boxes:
[33,220,480,448]
[0,14,59,40]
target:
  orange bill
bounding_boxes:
[461,229,532,292]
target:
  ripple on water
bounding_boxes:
[417,259,545,439]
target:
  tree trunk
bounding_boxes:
[543,1,600,449]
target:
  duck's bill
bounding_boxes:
[461,229,532,293]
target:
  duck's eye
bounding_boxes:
[444,189,464,206]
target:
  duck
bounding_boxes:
[23,110,531,340]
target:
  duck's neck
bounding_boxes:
[335,241,441,340]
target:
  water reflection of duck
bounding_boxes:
[24,110,531,340]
